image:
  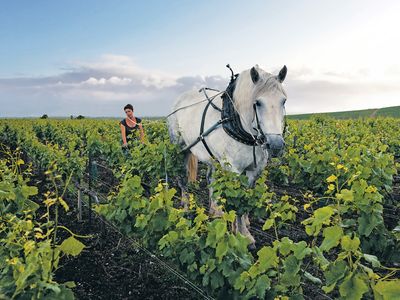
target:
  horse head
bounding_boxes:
[234,65,288,158]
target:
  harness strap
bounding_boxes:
[200,88,222,112]
[181,118,227,154]
[199,94,214,157]
[253,145,257,169]
[253,103,266,145]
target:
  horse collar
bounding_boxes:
[221,76,263,146]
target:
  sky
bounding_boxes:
[1,0,400,117]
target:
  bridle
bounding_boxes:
[252,102,267,147]
[252,101,288,150]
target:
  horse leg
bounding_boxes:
[177,152,197,210]
[232,169,263,248]
[207,164,223,217]
[177,176,189,210]
[233,214,256,247]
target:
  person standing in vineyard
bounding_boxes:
[120,104,145,148]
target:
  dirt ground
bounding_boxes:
[54,194,206,300]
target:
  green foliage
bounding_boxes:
[122,139,185,189]
[210,164,273,217]
[234,237,312,299]
[0,152,85,299]
[1,116,400,299]
[96,178,254,297]
[302,175,400,299]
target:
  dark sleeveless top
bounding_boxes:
[120,117,142,141]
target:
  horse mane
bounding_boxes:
[232,67,285,131]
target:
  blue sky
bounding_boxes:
[1,0,400,117]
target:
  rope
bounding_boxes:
[165,91,225,119]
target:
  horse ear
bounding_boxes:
[250,66,260,84]
[278,65,287,82]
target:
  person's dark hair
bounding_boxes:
[124,104,133,111]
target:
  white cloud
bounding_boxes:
[72,54,177,89]
[108,76,132,85]
[82,76,132,86]
[83,77,106,85]
[1,54,399,117]
[73,54,141,76]
[0,54,224,116]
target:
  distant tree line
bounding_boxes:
[40,114,85,119]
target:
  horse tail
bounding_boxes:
[187,152,198,183]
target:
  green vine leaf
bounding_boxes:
[59,236,85,257]
[320,225,343,252]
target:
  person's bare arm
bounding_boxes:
[120,123,127,146]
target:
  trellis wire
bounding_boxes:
[67,186,214,300]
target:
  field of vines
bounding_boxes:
[1,116,399,300]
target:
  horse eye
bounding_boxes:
[255,100,262,107]
[282,98,287,105]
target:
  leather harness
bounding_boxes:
[181,71,271,169]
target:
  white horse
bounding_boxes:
[168,65,287,245]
